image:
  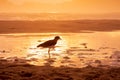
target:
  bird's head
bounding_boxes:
[54,36,61,40]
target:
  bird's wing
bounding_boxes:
[37,40,56,47]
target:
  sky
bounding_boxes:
[0,0,120,14]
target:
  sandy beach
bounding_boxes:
[0,58,120,80]
[0,20,120,80]
[1,0,120,79]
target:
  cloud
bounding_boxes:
[8,0,72,5]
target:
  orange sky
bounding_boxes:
[0,0,120,14]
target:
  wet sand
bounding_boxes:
[0,58,120,80]
[0,20,120,80]
[0,20,120,33]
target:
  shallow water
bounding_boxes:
[0,31,120,68]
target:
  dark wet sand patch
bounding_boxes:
[0,20,120,33]
[0,62,120,80]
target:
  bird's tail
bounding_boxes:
[37,44,41,48]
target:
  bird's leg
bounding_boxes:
[52,46,55,51]
[48,48,51,59]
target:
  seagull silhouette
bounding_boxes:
[37,36,61,58]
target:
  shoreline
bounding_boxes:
[0,20,120,34]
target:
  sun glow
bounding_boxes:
[27,36,68,59]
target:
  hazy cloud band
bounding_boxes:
[8,0,72,4]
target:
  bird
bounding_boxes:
[37,36,61,59]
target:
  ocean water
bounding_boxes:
[0,31,120,68]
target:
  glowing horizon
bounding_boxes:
[0,0,120,14]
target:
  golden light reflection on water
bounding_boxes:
[0,31,120,68]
